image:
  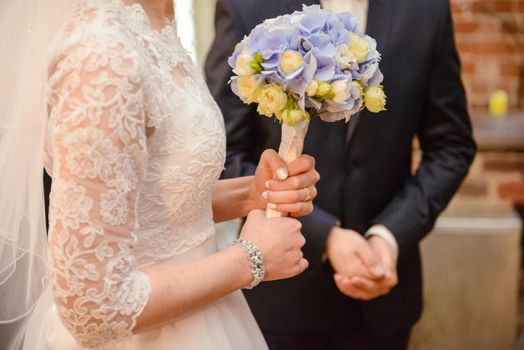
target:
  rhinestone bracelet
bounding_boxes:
[231,238,265,289]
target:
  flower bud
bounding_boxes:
[306,80,319,97]
[316,82,332,97]
[278,109,309,127]
[364,86,387,113]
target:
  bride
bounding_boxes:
[0,0,321,349]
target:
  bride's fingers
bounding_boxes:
[259,149,289,180]
[263,186,318,204]
[270,202,313,216]
[295,258,309,275]
[266,170,320,192]
[286,155,315,177]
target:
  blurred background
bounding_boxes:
[175,0,524,348]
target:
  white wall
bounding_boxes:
[175,0,217,70]
[194,0,217,68]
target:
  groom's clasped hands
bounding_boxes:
[327,227,398,300]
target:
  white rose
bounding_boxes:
[256,84,288,117]
[237,75,259,103]
[330,80,351,105]
[280,50,305,75]
[335,44,356,70]
[234,47,256,76]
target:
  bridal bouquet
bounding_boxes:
[229,5,386,217]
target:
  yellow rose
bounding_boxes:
[234,47,256,76]
[278,109,309,127]
[256,84,288,117]
[364,86,387,113]
[306,80,319,97]
[348,33,369,63]
[280,50,305,75]
[237,75,259,103]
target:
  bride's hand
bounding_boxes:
[251,149,320,217]
[240,210,309,281]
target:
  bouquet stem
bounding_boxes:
[266,119,310,218]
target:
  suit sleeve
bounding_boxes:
[205,0,259,178]
[205,0,338,265]
[371,2,476,256]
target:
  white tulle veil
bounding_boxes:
[0,0,79,348]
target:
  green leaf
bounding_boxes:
[250,61,263,73]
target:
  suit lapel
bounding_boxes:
[345,0,394,149]
[365,0,393,54]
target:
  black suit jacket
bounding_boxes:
[205,0,476,337]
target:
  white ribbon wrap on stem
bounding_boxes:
[266,119,310,218]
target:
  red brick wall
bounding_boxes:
[451,0,524,115]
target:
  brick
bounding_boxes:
[471,82,488,94]
[500,65,521,77]
[484,159,524,173]
[447,0,523,112]
[461,62,476,74]
[450,1,465,15]
[459,179,489,196]
[454,21,479,33]
[458,42,509,55]
[471,1,513,14]
[494,1,513,12]
[498,181,524,204]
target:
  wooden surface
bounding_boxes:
[473,114,524,152]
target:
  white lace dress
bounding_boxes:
[33,1,268,349]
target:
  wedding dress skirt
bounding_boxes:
[25,237,268,350]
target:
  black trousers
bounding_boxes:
[262,301,411,350]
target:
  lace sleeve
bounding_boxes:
[46,33,151,348]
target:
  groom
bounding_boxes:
[206,0,476,348]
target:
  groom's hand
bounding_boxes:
[334,235,398,300]
[326,227,385,293]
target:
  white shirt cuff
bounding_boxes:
[365,224,399,259]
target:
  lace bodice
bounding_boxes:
[44,0,226,347]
